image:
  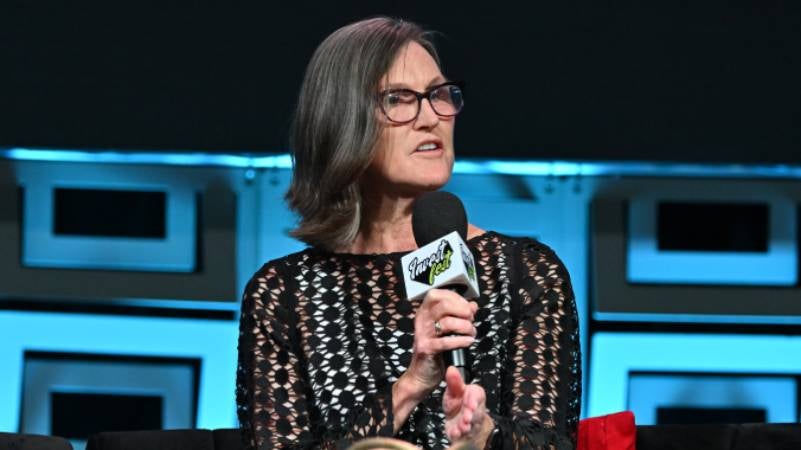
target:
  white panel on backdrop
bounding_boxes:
[22,358,196,450]
[627,373,797,425]
[20,165,196,272]
[588,333,801,418]
[628,192,797,286]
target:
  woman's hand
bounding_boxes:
[392,289,477,433]
[443,366,495,446]
[403,289,477,396]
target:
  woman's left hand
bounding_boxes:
[443,366,495,446]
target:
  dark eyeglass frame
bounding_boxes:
[377,81,465,124]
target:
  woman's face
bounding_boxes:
[367,41,456,196]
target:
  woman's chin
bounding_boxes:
[410,176,451,194]
[373,178,448,197]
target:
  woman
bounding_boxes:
[236,17,581,450]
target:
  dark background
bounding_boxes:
[2,1,799,163]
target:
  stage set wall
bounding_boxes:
[1,151,800,449]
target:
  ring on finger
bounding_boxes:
[434,320,443,337]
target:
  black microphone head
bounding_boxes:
[412,191,468,247]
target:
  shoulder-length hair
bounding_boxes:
[286,17,440,251]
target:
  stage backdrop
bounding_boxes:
[1,1,799,163]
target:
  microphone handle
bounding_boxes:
[442,284,471,381]
[446,348,468,381]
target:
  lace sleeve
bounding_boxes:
[489,240,581,450]
[236,261,395,450]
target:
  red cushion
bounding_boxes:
[577,411,636,450]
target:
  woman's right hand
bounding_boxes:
[401,288,478,400]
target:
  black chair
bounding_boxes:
[0,432,73,450]
[636,423,801,450]
[85,429,241,450]
[85,423,801,450]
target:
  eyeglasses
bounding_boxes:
[377,81,464,124]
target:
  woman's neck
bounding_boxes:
[343,189,487,255]
[346,193,417,255]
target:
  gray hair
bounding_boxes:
[286,17,440,251]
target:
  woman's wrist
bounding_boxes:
[476,414,496,450]
[391,373,428,433]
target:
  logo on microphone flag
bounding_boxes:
[460,242,476,282]
[401,231,480,300]
[408,239,454,285]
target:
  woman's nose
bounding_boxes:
[414,98,440,128]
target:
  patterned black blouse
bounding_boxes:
[236,231,581,450]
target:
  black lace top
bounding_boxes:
[236,231,581,450]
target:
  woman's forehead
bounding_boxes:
[381,41,443,90]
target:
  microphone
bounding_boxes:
[401,191,479,381]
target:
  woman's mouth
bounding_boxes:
[415,142,441,152]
